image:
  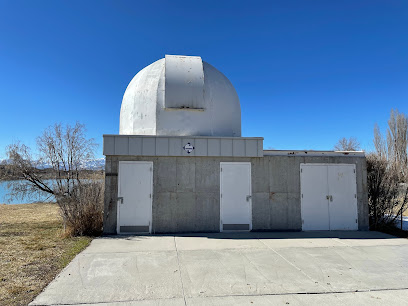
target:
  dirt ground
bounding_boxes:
[0,203,92,306]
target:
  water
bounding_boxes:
[394,215,408,231]
[0,180,55,204]
[0,179,102,204]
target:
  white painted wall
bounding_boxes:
[119,55,241,137]
[120,59,163,135]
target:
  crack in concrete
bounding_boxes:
[258,239,329,292]
[32,287,408,305]
[238,249,272,283]
[173,236,187,306]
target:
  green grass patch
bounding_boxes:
[59,237,92,269]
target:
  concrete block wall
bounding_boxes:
[251,156,369,231]
[103,155,369,234]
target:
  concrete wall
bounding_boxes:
[104,155,369,234]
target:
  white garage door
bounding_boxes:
[117,161,153,234]
[300,163,358,231]
[220,162,252,231]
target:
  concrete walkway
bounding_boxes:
[31,231,408,305]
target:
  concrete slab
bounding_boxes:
[260,237,346,248]
[53,289,408,306]
[32,251,183,305]
[174,233,266,251]
[60,298,185,305]
[276,245,408,292]
[186,289,408,305]
[339,237,408,247]
[82,236,176,254]
[179,248,326,297]
[31,232,408,305]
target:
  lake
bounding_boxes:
[0,180,55,204]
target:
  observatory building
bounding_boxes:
[103,55,368,234]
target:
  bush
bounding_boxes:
[57,177,104,236]
[367,153,408,230]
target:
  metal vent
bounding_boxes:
[120,226,149,233]
[223,224,250,231]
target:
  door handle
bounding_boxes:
[246,195,252,201]
[326,195,333,202]
[117,197,124,204]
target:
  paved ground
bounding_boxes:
[31,231,408,305]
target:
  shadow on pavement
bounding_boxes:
[102,230,399,240]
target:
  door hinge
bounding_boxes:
[149,193,152,198]
[302,219,304,224]
[220,193,222,198]
[150,167,152,171]
[356,219,358,223]
[355,194,357,198]
[301,194,303,198]
[354,169,355,173]
[220,168,222,172]
[301,169,302,173]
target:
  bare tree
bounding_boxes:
[368,109,408,230]
[1,122,103,236]
[387,109,408,180]
[334,137,360,151]
[374,123,387,159]
[1,143,55,201]
[36,122,97,197]
[367,153,408,229]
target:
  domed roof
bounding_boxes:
[119,55,241,137]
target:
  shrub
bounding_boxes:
[57,176,104,236]
[367,153,408,230]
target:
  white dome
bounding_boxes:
[119,55,241,137]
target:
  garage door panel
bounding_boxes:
[328,165,358,230]
[300,164,329,231]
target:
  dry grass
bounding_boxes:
[0,203,92,306]
[393,204,408,217]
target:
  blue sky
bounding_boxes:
[0,0,407,159]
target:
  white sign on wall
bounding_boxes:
[183,143,195,154]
